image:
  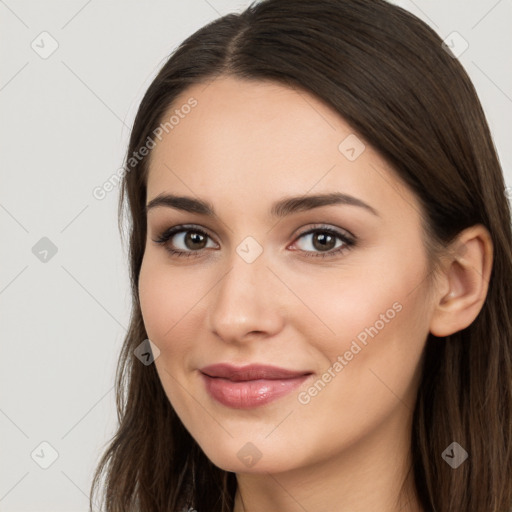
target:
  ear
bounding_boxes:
[429,224,493,337]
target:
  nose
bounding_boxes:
[207,246,285,345]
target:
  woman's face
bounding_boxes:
[139,76,435,473]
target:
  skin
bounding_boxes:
[138,76,493,512]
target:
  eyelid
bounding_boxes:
[287,224,355,258]
[154,223,354,243]
[153,223,218,244]
[152,222,356,258]
[291,223,355,242]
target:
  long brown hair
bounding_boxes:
[89,0,512,510]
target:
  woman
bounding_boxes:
[89,0,512,510]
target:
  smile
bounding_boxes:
[199,363,312,409]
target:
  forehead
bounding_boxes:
[145,76,420,222]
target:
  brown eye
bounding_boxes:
[153,225,217,257]
[292,226,355,258]
[311,232,337,251]
[184,231,208,250]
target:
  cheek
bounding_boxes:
[138,255,207,351]
[138,256,205,410]
[286,245,430,367]
[289,271,429,450]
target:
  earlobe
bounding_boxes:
[429,224,493,338]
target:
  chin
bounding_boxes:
[196,438,301,475]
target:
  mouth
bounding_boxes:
[199,363,313,409]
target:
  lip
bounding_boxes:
[199,363,312,409]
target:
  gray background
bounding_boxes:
[1,0,511,510]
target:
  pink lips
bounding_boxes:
[199,363,312,409]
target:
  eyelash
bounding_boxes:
[152,224,356,259]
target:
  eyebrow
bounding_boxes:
[145,192,379,218]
